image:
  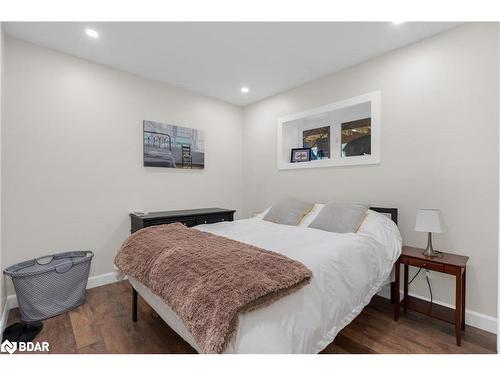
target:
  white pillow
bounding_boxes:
[358,210,402,260]
[253,207,271,220]
[298,203,325,227]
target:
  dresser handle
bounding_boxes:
[222,219,225,221]
[422,263,427,267]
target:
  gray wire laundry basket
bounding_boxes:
[4,251,94,322]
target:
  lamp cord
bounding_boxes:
[408,268,421,285]
[426,273,433,304]
[408,267,433,304]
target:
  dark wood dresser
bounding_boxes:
[130,208,236,233]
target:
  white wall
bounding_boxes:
[0,23,5,321]
[498,21,500,352]
[242,23,499,319]
[2,37,244,293]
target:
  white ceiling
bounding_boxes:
[4,22,459,106]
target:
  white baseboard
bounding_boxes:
[377,285,497,334]
[0,271,124,334]
[86,271,124,289]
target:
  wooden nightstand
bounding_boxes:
[394,246,469,346]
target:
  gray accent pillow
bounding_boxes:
[308,202,369,233]
[263,198,314,226]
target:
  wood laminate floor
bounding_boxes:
[6,281,497,354]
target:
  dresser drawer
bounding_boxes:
[146,218,197,228]
[408,257,444,272]
[196,214,231,225]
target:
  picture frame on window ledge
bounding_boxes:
[290,148,312,163]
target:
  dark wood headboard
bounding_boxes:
[369,207,398,225]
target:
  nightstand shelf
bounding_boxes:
[394,246,469,346]
[401,296,455,325]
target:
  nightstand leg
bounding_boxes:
[455,271,462,346]
[403,264,409,312]
[394,261,400,321]
[462,268,466,331]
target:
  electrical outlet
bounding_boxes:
[425,269,432,279]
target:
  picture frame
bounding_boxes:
[143,120,205,169]
[290,148,312,163]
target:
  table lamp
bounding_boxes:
[415,209,446,257]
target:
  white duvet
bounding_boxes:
[129,210,402,353]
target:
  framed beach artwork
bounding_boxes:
[143,120,205,169]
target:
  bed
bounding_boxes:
[125,206,402,354]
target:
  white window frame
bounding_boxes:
[277,91,381,170]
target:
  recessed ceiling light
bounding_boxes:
[85,29,99,38]
[392,21,405,25]
[240,86,249,94]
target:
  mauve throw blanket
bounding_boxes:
[114,223,312,353]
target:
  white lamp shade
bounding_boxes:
[415,209,446,233]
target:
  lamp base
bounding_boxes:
[422,247,441,258]
[422,232,442,258]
